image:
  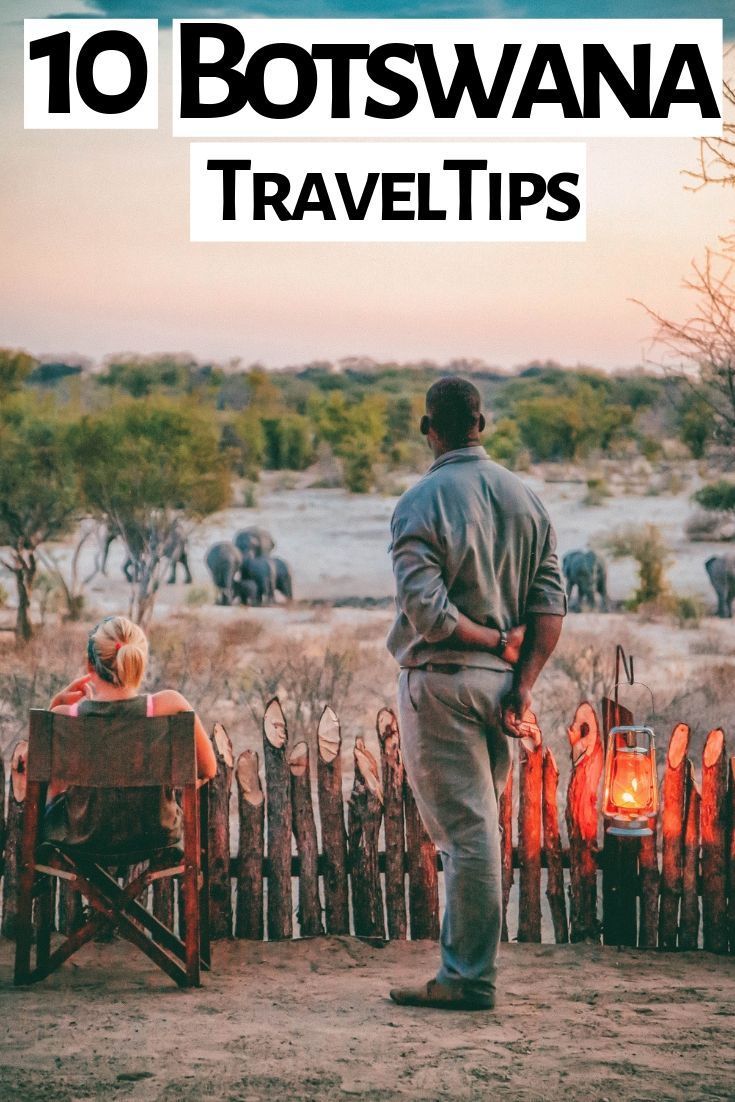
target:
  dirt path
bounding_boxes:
[0,938,733,1101]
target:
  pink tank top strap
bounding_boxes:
[146,693,154,718]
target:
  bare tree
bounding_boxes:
[686,59,735,198]
[638,246,735,458]
[637,64,735,460]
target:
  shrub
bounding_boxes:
[693,480,735,514]
[582,476,610,506]
[640,436,663,462]
[343,448,375,493]
[185,585,210,608]
[604,523,671,608]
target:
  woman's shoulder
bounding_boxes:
[149,689,194,715]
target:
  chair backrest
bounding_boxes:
[27,709,196,789]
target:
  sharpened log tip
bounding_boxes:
[666,723,690,770]
[376,707,399,744]
[236,750,264,807]
[10,740,28,803]
[212,722,234,767]
[263,698,288,749]
[354,738,384,804]
[288,741,309,777]
[568,702,599,767]
[703,728,725,769]
[317,705,341,763]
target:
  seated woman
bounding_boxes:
[43,615,217,857]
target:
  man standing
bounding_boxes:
[387,377,566,1011]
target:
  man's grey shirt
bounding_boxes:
[387,446,567,669]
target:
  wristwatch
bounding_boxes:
[497,629,508,657]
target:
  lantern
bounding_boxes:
[602,725,659,836]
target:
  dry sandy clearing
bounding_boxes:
[0,937,733,1101]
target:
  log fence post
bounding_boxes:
[701,728,728,954]
[499,764,514,942]
[679,759,701,951]
[235,750,264,940]
[517,718,543,943]
[658,723,690,949]
[263,699,293,940]
[2,741,28,940]
[348,739,385,939]
[289,741,323,937]
[316,706,349,935]
[638,819,659,949]
[728,758,735,955]
[208,723,234,939]
[377,708,407,941]
[542,747,568,944]
[403,777,440,941]
[566,704,602,942]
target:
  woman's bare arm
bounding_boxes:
[150,690,218,781]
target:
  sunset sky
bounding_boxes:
[1,1,732,370]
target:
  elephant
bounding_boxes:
[239,554,276,605]
[272,556,293,601]
[121,527,148,585]
[164,522,192,585]
[563,549,609,612]
[705,554,735,618]
[233,578,260,606]
[234,526,275,559]
[206,541,243,605]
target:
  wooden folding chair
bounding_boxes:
[14,709,211,989]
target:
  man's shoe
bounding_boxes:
[389,979,494,1011]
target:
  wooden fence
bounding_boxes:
[1,697,734,953]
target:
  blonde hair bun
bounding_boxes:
[89,616,148,690]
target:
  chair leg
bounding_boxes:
[14,780,43,986]
[182,784,201,987]
[14,863,36,985]
[199,858,211,969]
[34,875,53,973]
[183,867,201,987]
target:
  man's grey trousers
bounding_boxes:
[397,666,514,999]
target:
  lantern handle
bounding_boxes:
[613,645,655,721]
[611,680,656,723]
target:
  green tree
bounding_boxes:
[309,392,387,492]
[0,397,81,640]
[262,413,314,470]
[678,393,713,458]
[225,409,266,479]
[74,397,230,625]
[484,417,524,469]
[0,349,36,400]
[514,385,632,462]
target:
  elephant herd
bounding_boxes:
[563,548,735,618]
[206,528,293,606]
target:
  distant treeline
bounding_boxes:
[1,350,713,494]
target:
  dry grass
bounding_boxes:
[2,610,734,812]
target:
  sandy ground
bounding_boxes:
[0,937,733,1101]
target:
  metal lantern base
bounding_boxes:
[606,816,653,837]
